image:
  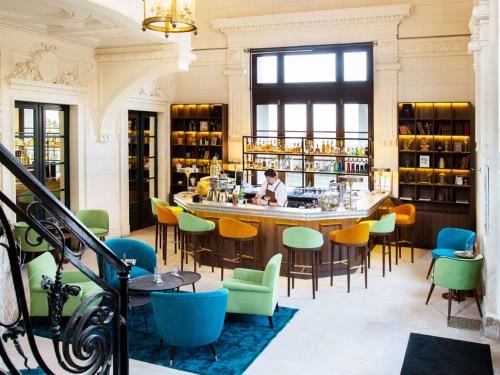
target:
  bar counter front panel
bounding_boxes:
[174,192,390,278]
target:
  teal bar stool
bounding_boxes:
[363,213,396,277]
[151,197,183,254]
[75,209,109,241]
[283,226,324,299]
[178,212,216,273]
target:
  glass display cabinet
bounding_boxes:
[242,136,373,190]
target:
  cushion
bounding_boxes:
[395,214,412,225]
[432,248,458,259]
[90,227,109,236]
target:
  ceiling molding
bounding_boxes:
[212,4,412,34]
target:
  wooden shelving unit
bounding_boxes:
[397,102,473,205]
[169,104,228,202]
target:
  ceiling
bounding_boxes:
[0,0,176,49]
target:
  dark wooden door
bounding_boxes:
[128,111,158,231]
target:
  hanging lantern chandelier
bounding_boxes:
[142,0,197,38]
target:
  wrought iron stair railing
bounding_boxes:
[0,143,130,375]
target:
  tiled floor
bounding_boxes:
[6,226,500,374]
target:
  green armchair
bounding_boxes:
[425,254,483,321]
[222,253,282,328]
[26,252,102,317]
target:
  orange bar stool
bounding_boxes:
[157,205,182,266]
[329,222,370,293]
[178,212,216,273]
[389,204,416,264]
[218,218,258,281]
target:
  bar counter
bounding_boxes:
[174,191,390,277]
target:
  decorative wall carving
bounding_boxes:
[399,36,470,57]
[9,43,80,86]
[212,4,412,34]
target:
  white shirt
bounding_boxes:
[256,178,288,207]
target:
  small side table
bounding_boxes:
[175,271,201,292]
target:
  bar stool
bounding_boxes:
[389,204,416,264]
[362,213,396,277]
[218,217,258,281]
[329,222,370,293]
[151,197,182,254]
[178,212,215,273]
[283,227,324,299]
[157,205,182,266]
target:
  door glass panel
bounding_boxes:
[143,179,152,201]
[313,104,336,138]
[284,53,336,83]
[129,180,138,203]
[257,55,277,84]
[343,51,367,81]
[144,157,154,179]
[45,109,65,136]
[344,103,369,149]
[129,157,138,180]
[256,104,278,137]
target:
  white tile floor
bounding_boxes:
[7,226,500,374]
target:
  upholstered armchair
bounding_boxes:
[222,253,282,328]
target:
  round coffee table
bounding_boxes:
[175,271,201,292]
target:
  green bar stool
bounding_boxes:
[362,213,396,277]
[75,209,109,241]
[329,223,370,293]
[178,212,216,273]
[151,197,183,254]
[283,226,324,299]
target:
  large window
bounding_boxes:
[251,43,373,188]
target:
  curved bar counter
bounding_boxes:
[174,191,390,277]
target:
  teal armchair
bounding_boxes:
[26,252,102,317]
[222,253,282,328]
[425,254,483,321]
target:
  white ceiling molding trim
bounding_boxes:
[212,4,412,34]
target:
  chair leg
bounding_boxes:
[347,246,351,293]
[330,243,334,286]
[174,226,178,254]
[368,240,371,269]
[268,316,274,329]
[388,235,392,272]
[426,258,436,280]
[192,283,196,293]
[395,228,399,266]
[425,283,435,305]
[163,226,167,266]
[252,239,257,269]
[447,288,453,321]
[210,232,215,273]
[311,251,316,299]
[473,289,483,318]
[411,226,414,263]
[155,221,159,253]
[193,235,198,273]
[169,346,177,366]
[364,246,368,289]
[382,236,386,277]
[275,303,279,312]
[291,250,295,290]
[287,248,291,297]
[221,238,225,281]
[181,232,185,271]
[209,343,218,361]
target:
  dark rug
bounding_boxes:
[401,333,493,375]
[32,304,297,375]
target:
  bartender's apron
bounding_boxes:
[265,181,283,204]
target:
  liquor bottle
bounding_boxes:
[262,159,267,168]
[364,162,369,174]
[334,162,338,172]
[356,161,360,173]
[325,141,331,155]
[346,160,351,172]
[364,145,369,156]
[315,144,320,154]
[321,141,326,154]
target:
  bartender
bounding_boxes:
[252,169,287,207]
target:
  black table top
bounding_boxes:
[175,271,201,286]
[128,273,183,292]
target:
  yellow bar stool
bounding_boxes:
[389,204,416,264]
[178,212,216,273]
[151,197,183,254]
[362,213,396,277]
[157,205,183,266]
[218,218,258,281]
[329,222,370,293]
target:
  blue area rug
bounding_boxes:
[33,304,297,375]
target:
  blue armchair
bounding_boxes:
[426,227,476,279]
[102,238,156,289]
[150,289,228,366]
